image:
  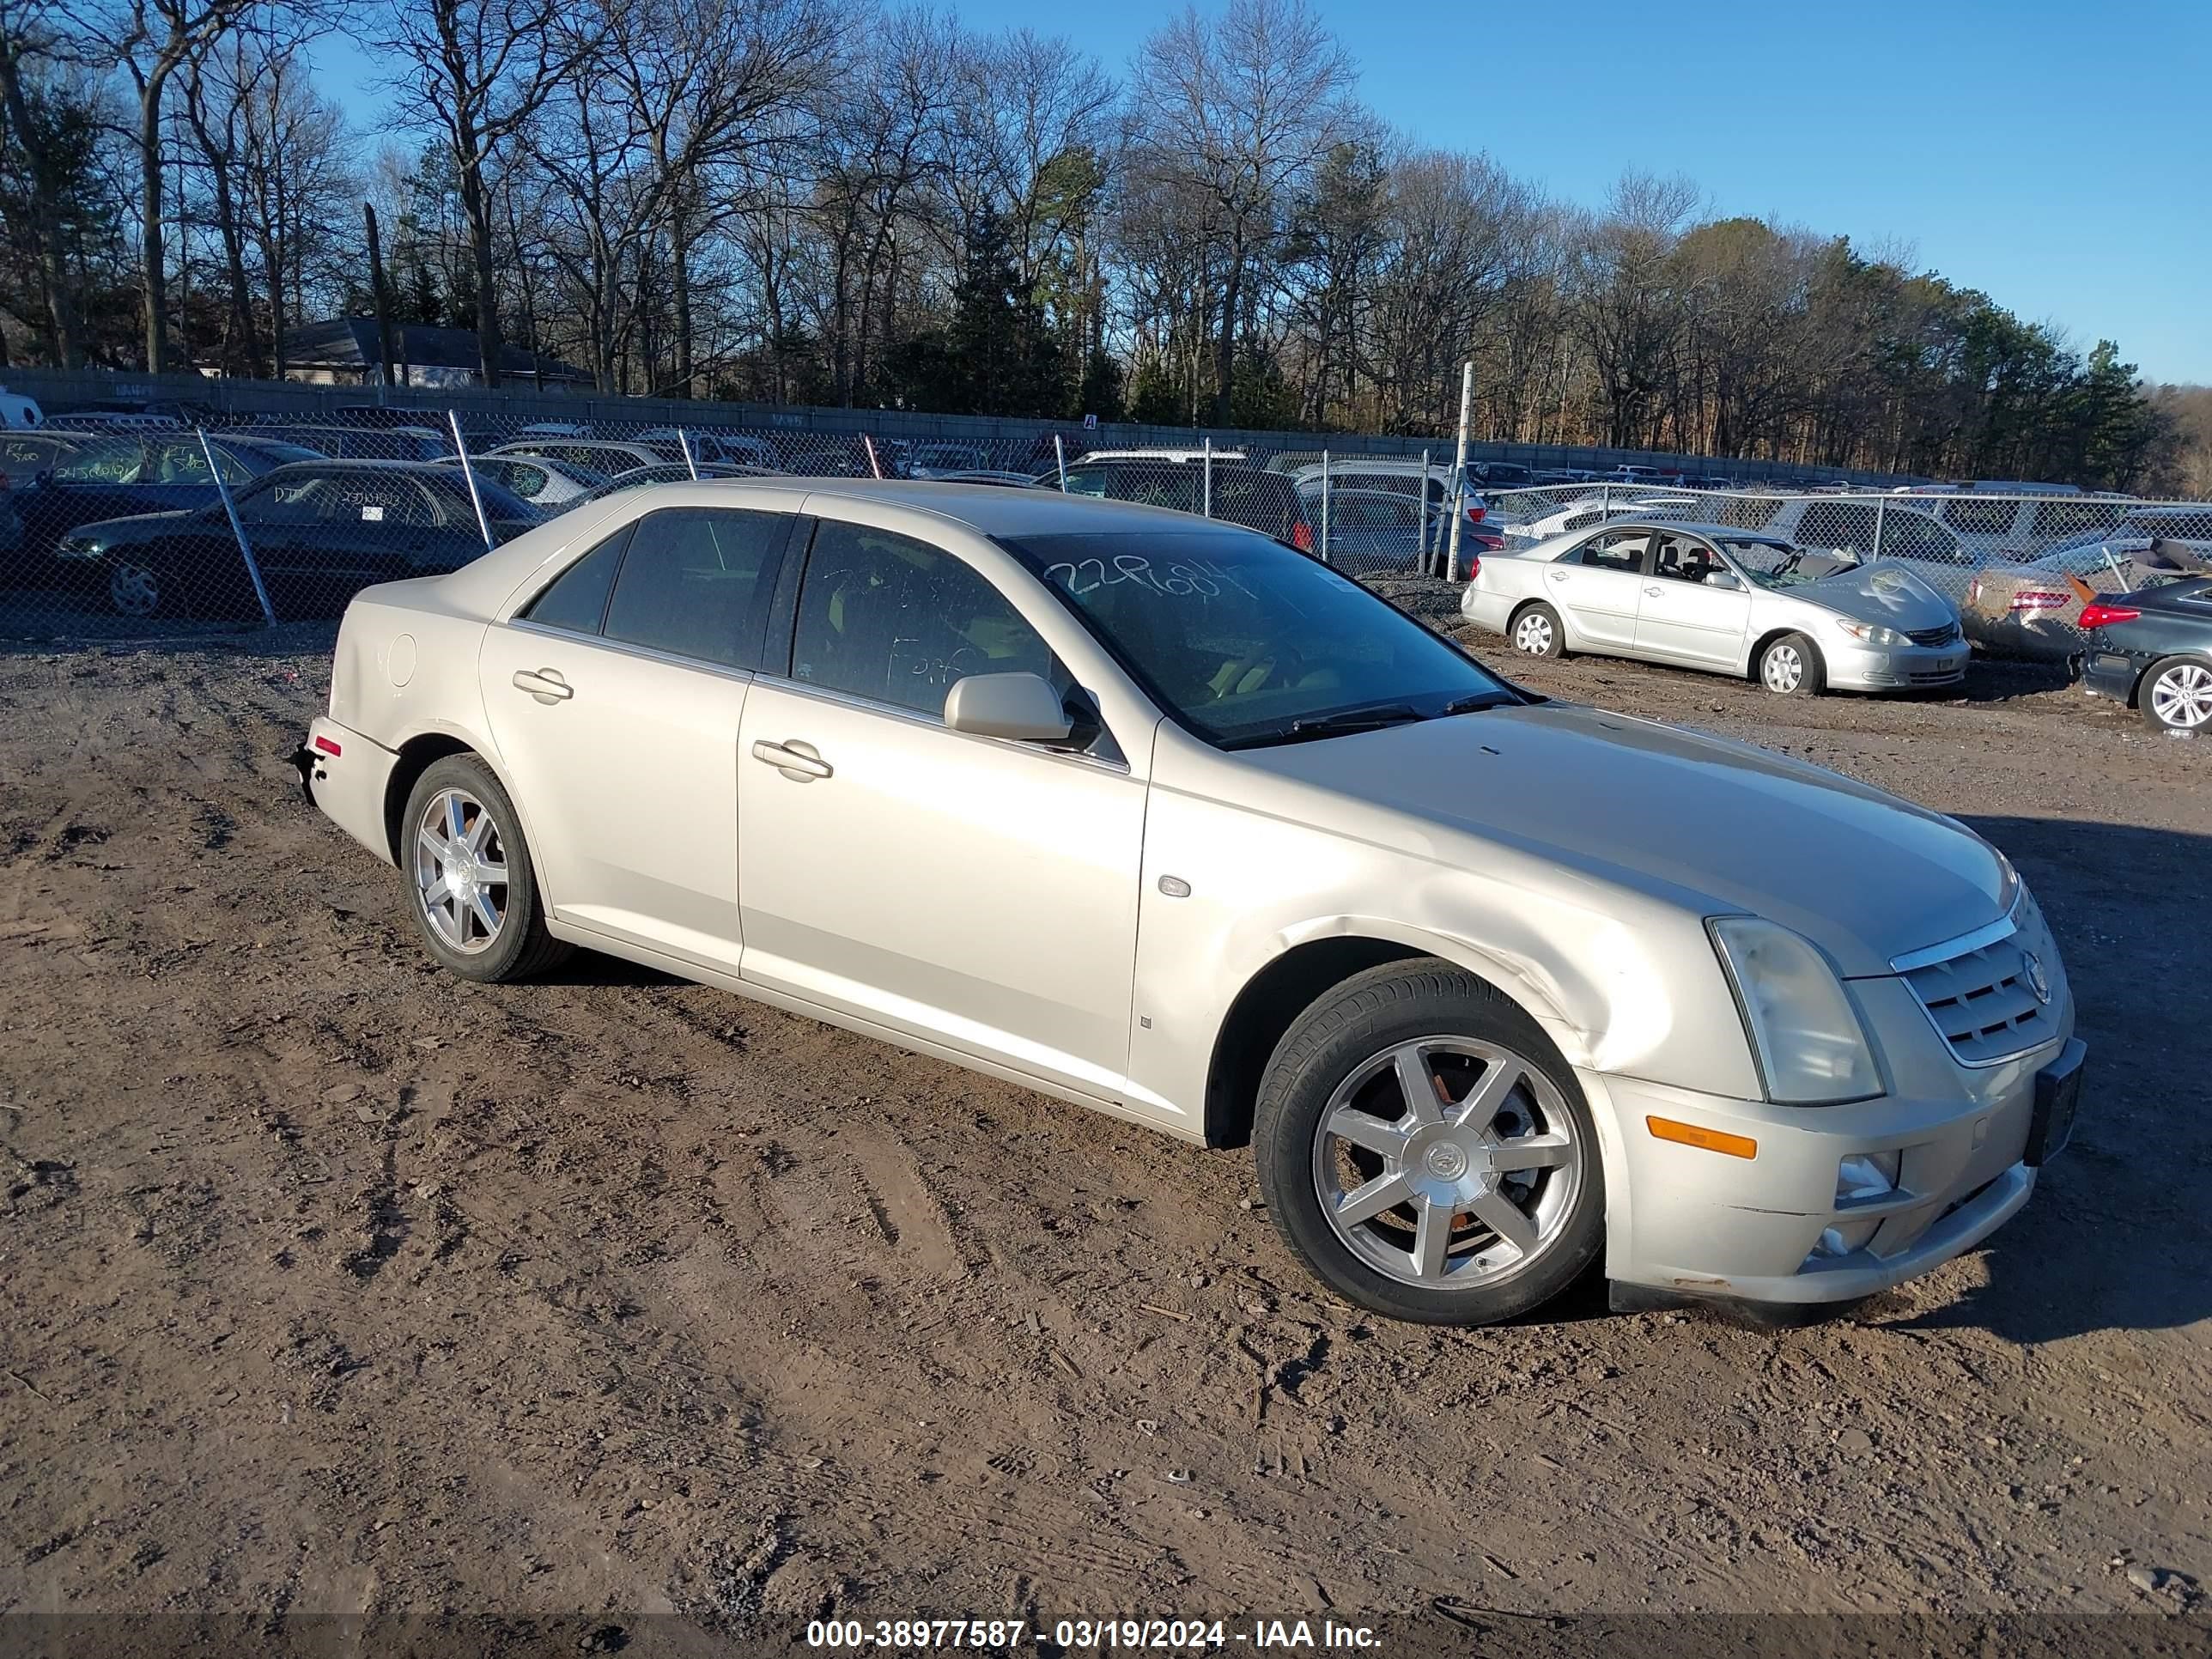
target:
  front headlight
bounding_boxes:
[1833,617,1905,647]
[1707,917,1883,1104]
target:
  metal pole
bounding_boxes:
[447,410,493,550]
[1053,433,1068,492]
[677,427,700,481]
[1417,447,1432,571]
[1202,436,1213,519]
[199,427,276,628]
[1319,449,1331,565]
[1447,362,1473,582]
[1873,495,1887,561]
[862,434,884,479]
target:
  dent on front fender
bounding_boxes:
[1123,784,1763,1121]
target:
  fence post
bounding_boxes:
[1873,495,1887,561]
[862,434,884,479]
[1417,447,1431,572]
[677,428,699,481]
[1446,361,1473,582]
[1320,449,1331,565]
[447,410,494,550]
[1053,433,1068,492]
[1601,482,1613,517]
[198,427,276,628]
[1202,436,1213,519]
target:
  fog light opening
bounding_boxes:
[1837,1151,1900,1204]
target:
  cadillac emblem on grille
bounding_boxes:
[2023,951,2051,1005]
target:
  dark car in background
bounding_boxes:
[51,459,537,620]
[226,423,453,462]
[1058,457,1316,550]
[0,429,85,483]
[8,433,322,575]
[2076,569,2212,734]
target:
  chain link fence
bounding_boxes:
[1,404,2204,660]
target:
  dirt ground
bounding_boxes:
[2,609,2209,1650]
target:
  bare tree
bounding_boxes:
[0,0,86,362]
[367,0,581,386]
[1125,0,1357,424]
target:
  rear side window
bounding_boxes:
[601,507,793,668]
[1796,502,1877,552]
[2030,500,2124,540]
[1577,529,1649,572]
[793,521,1059,717]
[53,440,147,483]
[525,528,630,633]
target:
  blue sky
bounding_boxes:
[315,0,2212,383]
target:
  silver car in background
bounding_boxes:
[294,483,2079,1328]
[1464,519,1967,696]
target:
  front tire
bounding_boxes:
[1253,959,1604,1326]
[1759,632,1825,696]
[2141,656,2212,734]
[401,755,571,982]
[1510,601,1567,659]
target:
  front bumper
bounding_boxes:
[294,716,401,866]
[1589,1036,2075,1305]
[1825,638,1967,691]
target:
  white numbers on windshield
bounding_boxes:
[1042,555,1257,600]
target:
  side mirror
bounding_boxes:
[1704,570,1744,590]
[942,672,1073,743]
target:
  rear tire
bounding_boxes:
[1510,602,1567,659]
[1253,959,1604,1326]
[1759,632,1825,696]
[2140,655,2212,734]
[400,755,571,983]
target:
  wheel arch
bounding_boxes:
[1749,624,1819,683]
[1201,923,1589,1150]
[381,726,528,870]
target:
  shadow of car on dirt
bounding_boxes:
[1856,814,2212,1344]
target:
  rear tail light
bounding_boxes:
[1464,553,1481,580]
[1290,520,1314,553]
[1966,577,1981,605]
[2077,602,2140,630]
[2008,589,2073,611]
[1465,501,1486,523]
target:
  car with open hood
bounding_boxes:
[1462,520,1966,696]
[292,481,2081,1327]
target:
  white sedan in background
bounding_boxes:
[1463,519,1967,696]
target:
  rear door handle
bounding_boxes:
[512,667,573,703]
[1644,586,1663,597]
[1547,570,1567,582]
[751,738,833,781]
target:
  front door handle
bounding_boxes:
[1546,569,1567,582]
[512,667,573,703]
[1644,586,1663,597]
[751,738,833,782]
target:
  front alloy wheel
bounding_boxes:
[1311,1036,1582,1289]
[1255,958,1604,1325]
[109,561,162,618]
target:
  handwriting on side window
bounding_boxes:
[1042,556,1257,600]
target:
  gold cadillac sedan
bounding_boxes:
[296,480,2083,1327]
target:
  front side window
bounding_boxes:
[601,507,792,668]
[1796,503,1876,552]
[999,526,1515,749]
[793,522,1058,716]
[52,440,146,484]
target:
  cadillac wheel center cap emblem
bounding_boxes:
[2023,951,2051,1005]
[1425,1143,1468,1180]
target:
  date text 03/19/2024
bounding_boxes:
[804,1618,1383,1650]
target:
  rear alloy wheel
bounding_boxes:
[402,755,571,982]
[1759,632,1825,696]
[2142,656,2212,734]
[108,561,163,618]
[1511,602,1566,659]
[1255,959,1603,1325]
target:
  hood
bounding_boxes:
[1804,562,1957,630]
[64,508,199,547]
[1235,702,2005,977]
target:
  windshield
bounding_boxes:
[1723,538,1852,590]
[997,528,1519,747]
